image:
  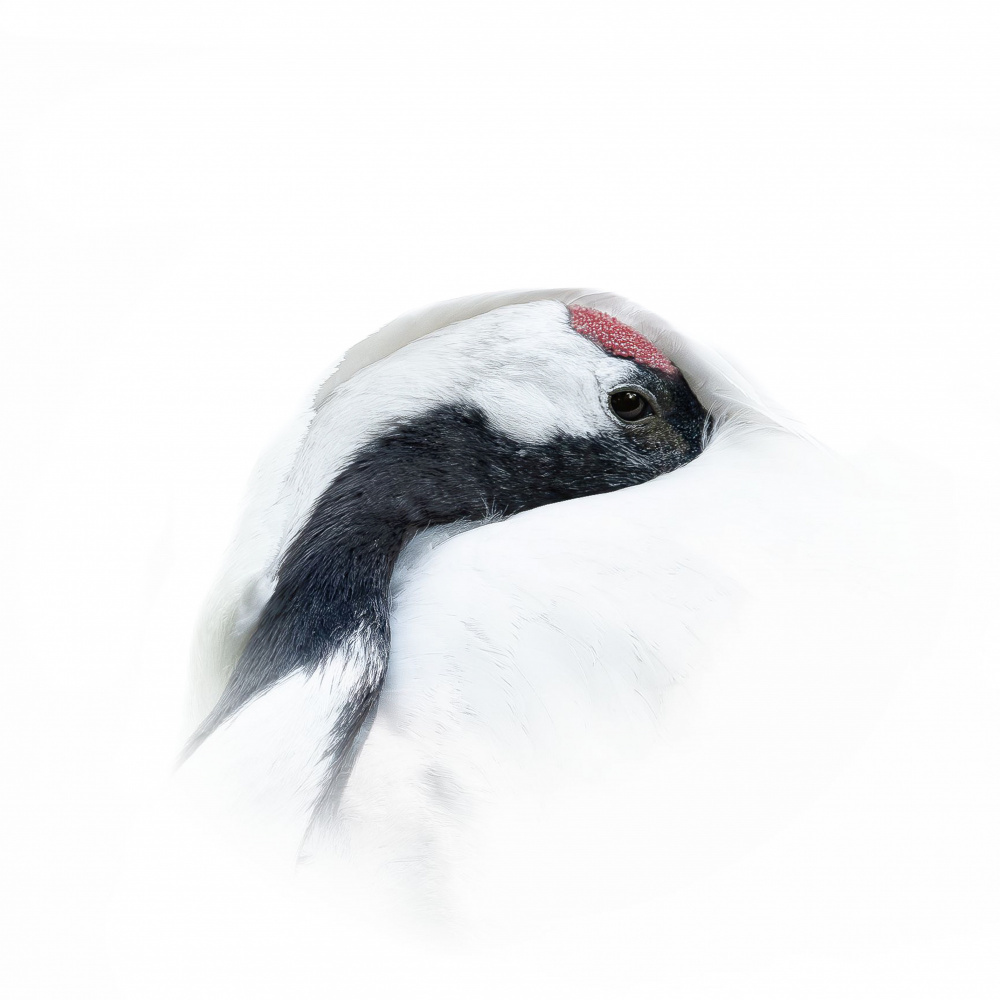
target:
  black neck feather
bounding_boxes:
[184,390,707,804]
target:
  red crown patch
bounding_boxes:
[569,306,678,376]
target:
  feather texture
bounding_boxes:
[178,290,883,920]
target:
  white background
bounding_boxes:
[1,2,998,997]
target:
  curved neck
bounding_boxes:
[183,403,667,839]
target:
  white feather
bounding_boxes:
[178,289,890,924]
[189,290,787,721]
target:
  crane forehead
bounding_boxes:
[569,305,678,376]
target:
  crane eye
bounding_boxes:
[609,389,654,422]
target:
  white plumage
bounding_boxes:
[177,289,883,923]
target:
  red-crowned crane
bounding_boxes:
[177,289,806,896]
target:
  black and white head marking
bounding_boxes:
[183,300,711,835]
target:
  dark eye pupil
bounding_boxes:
[610,390,651,422]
